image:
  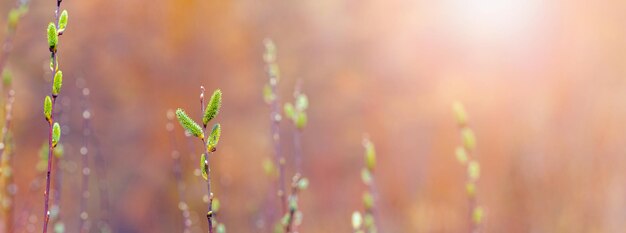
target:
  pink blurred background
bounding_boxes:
[1,0,626,232]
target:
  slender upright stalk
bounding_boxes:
[199,88,215,233]
[167,110,192,233]
[352,137,381,233]
[175,87,222,233]
[263,39,287,214]
[282,83,309,232]
[291,83,304,174]
[452,102,483,233]
[42,0,69,231]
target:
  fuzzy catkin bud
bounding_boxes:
[52,122,61,147]
[47,22,58,51]
[200,153,208,180]
[203,89,222,126]
[207,123,221,152]
[44,96,52,122]
[2,70,12,87]
[58,10,68,31]
[468,161,480,181]
[175,108,203,139]
[363,140,376,171]
[452,101,467,126]
[295,94,308,111]
[52,70,63,96]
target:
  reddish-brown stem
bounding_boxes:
[43,2,63,229]
[199,88,215,233]
[269,80,287,215]
[200,138,214,233]
[366,177,381,233]
[284,175,302,233]
[42,95,56,233]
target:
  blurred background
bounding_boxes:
[1,0,626,232]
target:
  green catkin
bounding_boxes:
[52,70,63,96]
[58,10,68,31]
[203,89,222,126]
[44,96,52,122]
[52,122,61,147]
[47,22,57,51]
[175,108,204,139]
[207,123,221,152]
[200,153,208,180]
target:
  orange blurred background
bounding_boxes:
[2,0,626,232]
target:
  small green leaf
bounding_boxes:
[468,161,480,181]
[44,96,52,122]
[363,139,376,171]
[207,124,221,152]
[8,10,20,29]
[280,213,290,227]
[52,122,61,147]
[212,198,220,213]
[53,222,65,233]
[52,70,63,96]
[47,22,58,51]
[472,206,484,224]
[288,195,298,211]
[295,113,307,129]
[293,210,303,226]
[54,143,64,158]
[295,94,308,111]
[361,168,372,185]
[283,103,295,120]
[363,192,374,210]
[175,108,203,139]
[262,157,277,178]
[363,213,375,229]
[263,84,274,104]
[203,89,222,126]
[200,153,208,180]
[452,101,467,126]
[297,178,309,190]
[263,39,277,63]
[466,182,476,197]
[58,10,68,31]
[455,147,468,165]
[216,223,226,233]
[2,69,12,87]
[461,128,476,150]
[352,211,363,230]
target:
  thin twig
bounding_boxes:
[199,87,215,233]
[263,39,287,214]
[284,174,302,233]
[43,0,65,231]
